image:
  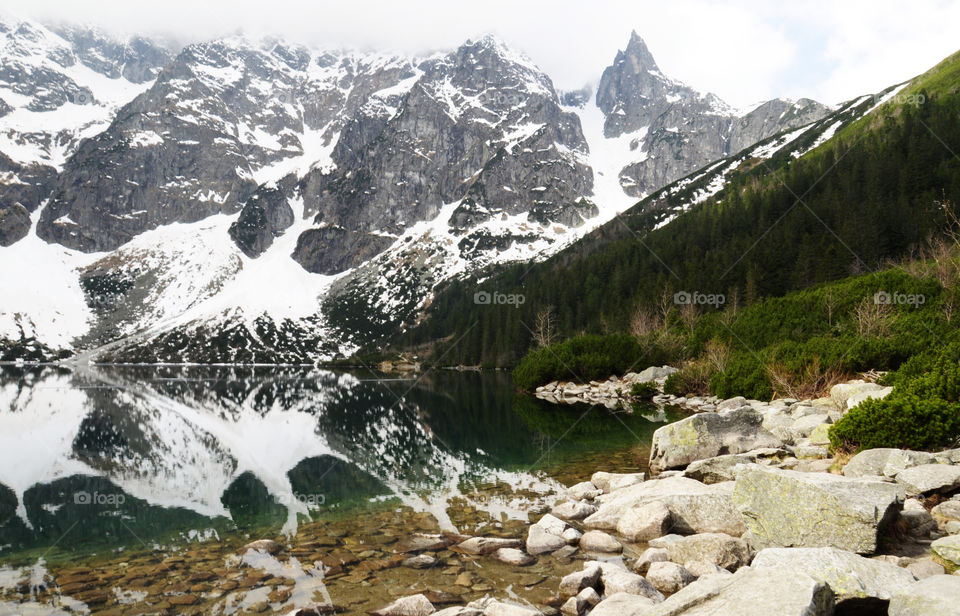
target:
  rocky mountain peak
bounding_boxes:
[622,30,659,73]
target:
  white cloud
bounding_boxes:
[0,0,955,108]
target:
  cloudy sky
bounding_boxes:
[4,0,958,108]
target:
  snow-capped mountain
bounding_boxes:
[0,17,836,363]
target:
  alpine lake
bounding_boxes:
[0,365,685,615]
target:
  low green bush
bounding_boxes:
[829,344,960,451]
[630,382,658,399]
[512,333,643,390]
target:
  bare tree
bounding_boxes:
[532,306,557,348]
[854,297,892,338]
[704,339,731,373]
[823,287,837,328]
[630,303,662,339]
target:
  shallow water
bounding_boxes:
[0,365,680,614]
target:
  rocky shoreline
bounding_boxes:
[359,377,960,616]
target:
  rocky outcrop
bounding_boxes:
[733,466,905,553]
[292,36,594,274]
[228,177,297,257]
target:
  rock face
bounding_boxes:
[643,567,834,616]
[733,466,905,553]
[889,575,960,616]
[752,547,917,603]
[290,35,595,275]
[616,500,672,542]
[649,407,782,472]
[596,32,830,197]
[372,595,436,616]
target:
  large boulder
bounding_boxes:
[642,568,834,616]
[649,407,782,471]
[559,563,602,597]
[830,380,892,410]
[895,464,960,496]
[527,514,569,555]
[889,575,960,616]
[585,476,745,536]
[591,471,645,493]
[843,448,935,479]
[752,547,917,603]
[664,533,750,572]
[733,466,905,553]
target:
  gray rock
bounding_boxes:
[492,547,534,566]
[645,561,695,593]
[591,471,645,493]
[559,563,602,597]
[567,481,603,501]
[733,466,905,553]
[454,537,521,555]
[561,587,601,616]
[889,575,960,616]
[525,526,565,556]
[402,554,438,569]
[934,501,960,521]
[635,366,677,383]
[648,407,782,472]
[551,501,598,521]
[682,560,731,578]
[642,568,834,616]
[433,608,482,616]
[683,450,787,484]
[371,594,436,616]
[579,530,622,553]
[896,464,960,496]
[752,547,917,602]
[905,557,946,579]
[594,561,664,602]
[585,476,746,536]
[632,547,669,575]
[664,533,750,572]
[830,381,892,410]
[468,599,541,616]
[588,592,656,616]
[931,535,960,567]
[616,500,673,542]
[843,448,936,479]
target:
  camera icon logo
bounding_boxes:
[674,291,692,305]
[874,291,892,305]
[474,291,492,305]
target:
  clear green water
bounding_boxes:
[0,365,679,567]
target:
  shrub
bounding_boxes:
[709,355,772,400]
[512,333,643,390]
[630,382,658,399]
[829,344,960,451]
[663,360,714,396]
[829,394,960,451]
